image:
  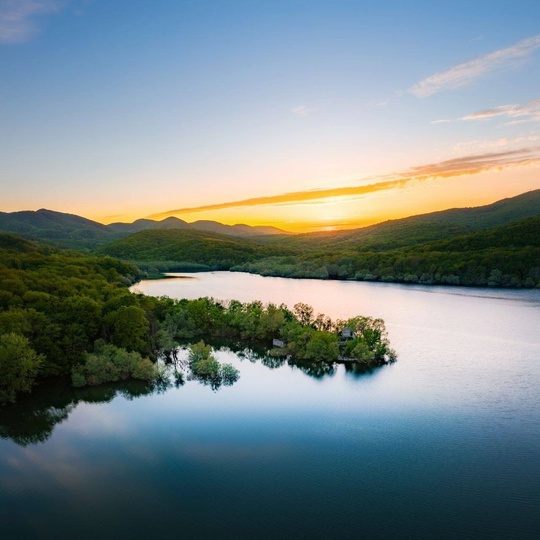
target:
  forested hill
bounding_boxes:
[258,188,540,252]
[235,216,540,287]
[96,228,295,269]
[0,233,144,380]
[107,217,288,237]
[0,209,289,249]
[0,209,121,250]
[1,189,539,287]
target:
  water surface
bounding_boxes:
[1,273,539,539]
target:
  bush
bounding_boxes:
[71,343,156,387]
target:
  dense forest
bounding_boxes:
[1,190,539,288]
[96,214,540,288]
[234,216,540,287]
[96,228,294,269]
[0,234,393,403]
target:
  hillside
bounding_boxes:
[96,228,294,269]
[0,209,121,250]
[0,209,289,249]
[259,188,540,252]
[234,216,540,287]
[108,216,288,237]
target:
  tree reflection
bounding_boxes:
[288,358,336,379]
[1,341,387,446]
[0,379,161,447]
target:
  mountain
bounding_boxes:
[190,220,289,237]
[0,210,289,249]
[109,217,289,237]
[107,216,192,234]
[1,189,539,252]
[0,209,120,249]
[260,188,540,251]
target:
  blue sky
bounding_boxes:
[1,0,540,230]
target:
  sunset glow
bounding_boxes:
[1,1,539,230]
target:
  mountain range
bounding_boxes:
[0,188,539,253]
[0,210,289,250]
[1,189,539,287]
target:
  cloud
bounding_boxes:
[431,98,540,125]
[0,0,68,44]
[148,147,540,219]
[410,34,540,97]
[290,105,316,117]
[463,98,540,122]
[453,139,510,153]
[454,137,540,154]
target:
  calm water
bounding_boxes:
[1,273,539,539]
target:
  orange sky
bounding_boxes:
[91,148,540,232]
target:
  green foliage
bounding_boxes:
[234,216,540,288]
[0,209,122,250]
[106,305,150,352]
[71,344,156,387]
[304,331,339,362]
[0,333,43,404]
[188,341,214,364]
[97,228,293,270]
[187,341,240,388]
[0,235,147,383]
[0,231,396,399]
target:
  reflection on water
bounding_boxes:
[0,341,354,446]
[1,273,539,540]
[0,380,167,447]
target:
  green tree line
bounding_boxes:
[0,234,394,403]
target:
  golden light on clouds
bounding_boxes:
[144,147,540,231]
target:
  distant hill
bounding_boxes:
[234,215,540,287]
[107,217,191,234]
[109,217,289,237]
[0,209,121,249]
[0,210,289,249]
[261,188,540,251]
[1,189,539,254]
[96,228,292,268]
[189,220,288,237]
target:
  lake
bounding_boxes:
[1,272,539,539]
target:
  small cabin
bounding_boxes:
[272,338,286,348]
[341,327,355,339]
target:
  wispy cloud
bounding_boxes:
[290,105,316,117]
[453,138,510,153]
[463,98,540,122]
[149,147,540,219]
[454,136,540,154]
[410,34,540,97]
[0,0,68,44]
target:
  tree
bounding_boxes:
[304,331,339,362]
[107,305,149,353]
[293,303,314,326]
[0,333,43,404]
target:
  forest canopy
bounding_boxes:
[0,234,395,403]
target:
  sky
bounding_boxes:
[1,0,540,232]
